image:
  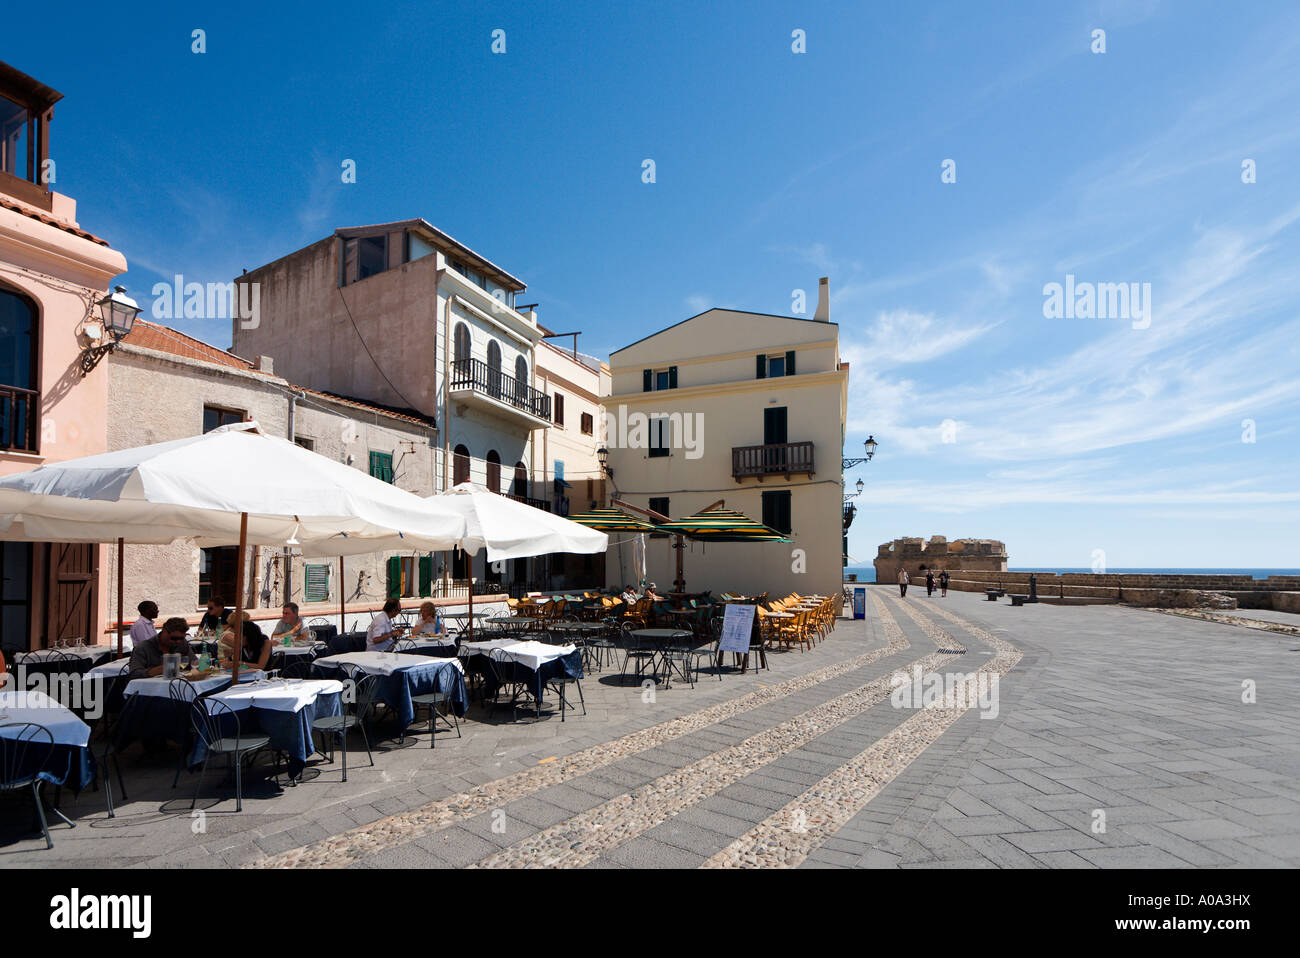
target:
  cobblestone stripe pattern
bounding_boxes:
[254,610,908,868]
[468,592,961,868]
[702,595,1022,868]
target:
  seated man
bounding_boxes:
[621,584,639,603]
[130,600,159,648]
[128,617,191,678]
[366,598,407,652]
[271,602,311,645]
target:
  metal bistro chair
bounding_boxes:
[169,679,202,789]
[619,622,659,686]
[542,644,586,722]
[409,669,461,747]
[658,629,705,689]
[487,647,532,720]
[311,666,378,782]
[390,638,416,653]
[278,645,322,680]
[584,619,619,673]
[0,723,61,849]
[188,698,271,813]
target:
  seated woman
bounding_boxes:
[219,611,271,671]
[413,601,449,642]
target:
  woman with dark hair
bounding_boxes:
[219,610,271,670]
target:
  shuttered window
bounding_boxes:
[304,564,330,603]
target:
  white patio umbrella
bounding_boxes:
[428,482,608,641]
[0,422,467,674]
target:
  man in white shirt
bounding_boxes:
[130,601,159,646]
[366,598,406,652]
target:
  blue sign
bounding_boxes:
[852,587,866,619]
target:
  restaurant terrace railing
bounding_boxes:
[450,358,552,421]
[732,440,815,480]
[0,383,39,453]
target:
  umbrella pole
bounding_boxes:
[467,557,473,644]
[339,555,345,636]
[231,513,248,682]
[116,537,124,657]
[675,534,685,594]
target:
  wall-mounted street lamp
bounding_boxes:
[79,286,141,377]
[597,445,612,479]
[842,435,878,470]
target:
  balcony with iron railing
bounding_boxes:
[449,357,552,426]
[732,440,815,481]
[0,384,39,454]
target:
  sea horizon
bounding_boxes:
[842,566,1300,584]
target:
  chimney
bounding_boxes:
[814,276,830,322]
[257,355,274,374]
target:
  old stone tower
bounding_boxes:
[874,536,1008,583]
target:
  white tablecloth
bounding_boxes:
[81,659,131,686]
[314,651,464,677]
[401,637,455,651]
[124,669,266,699]
[15,646,115,663]
[461,639,576,671]
[204,678,343,713]
[271,644,317,657]
[0,690,91,747]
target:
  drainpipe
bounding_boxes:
[285,388,306,604]
[439,263,451,598]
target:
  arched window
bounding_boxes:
[0,286,39,452]
[513,355,529,409]
[485,450,501,494]
[453,444,470,486]
[512,462,528,500]
[454,323,471,366]
[486,340,502,398]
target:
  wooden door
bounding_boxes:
[45,541,98,646]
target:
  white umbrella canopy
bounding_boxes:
[430,482,608,562]
[0,421,466,556]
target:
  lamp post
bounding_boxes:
[79,286,141,376]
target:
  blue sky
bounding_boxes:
[9,0,1299,567]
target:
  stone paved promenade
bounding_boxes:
[2,587,1296,868]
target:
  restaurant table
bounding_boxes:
[311,652,468,731]
[458,639,582,708]
[629,629,698,686]
[0,689,95,790]
[112,670,266,753]
[190,678,344,777]
[10,647,108,686]
[487,616,548,631]
[396,637,458,658]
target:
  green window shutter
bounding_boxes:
[386,556,401,598]
[304,563,330,603]
[369,451,394,483]
[643,369,652,392]
[785,350,796,375]
[668,365,678,389]
[756,354,766,379]
[418,555,433,597]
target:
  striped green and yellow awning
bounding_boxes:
[655,507,791,543]
[566,506,658,533]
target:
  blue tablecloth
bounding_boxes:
[187,691,342,776]
[112,680,233,752]
[464,649,583,705]
[311,659,467,729]
[326,631,366,655]
[0,739,95,790]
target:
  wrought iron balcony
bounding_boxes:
[732,441,815,481]
[509,493,551,512]
[0,383,39,453]
[450,358,551,423]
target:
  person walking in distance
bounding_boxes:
[897,568,909,598]
[926,570,935,597]
[939,570,949,598]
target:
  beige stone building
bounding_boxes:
[604,292,849,598]
[107,320,445,629]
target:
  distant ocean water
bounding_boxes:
[842,566,1300,584]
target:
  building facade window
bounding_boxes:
[756,351,796,379]
[642,366,677,391]
[453,444,470,485]
[454,323,471,364]
[762,489,792,535]
[648,496,670,537]
[293,436,315,451]
[303,563,330,603]
[199,546,238,606]
[648,417,670,457]
[369,450,394,483]
[202,404,244,433]
[580,412,594,435]
[485,449,501,493]
[553,392,565,426]
[486,340,502,398]
[512,462,528,499]
[0,286,39,453]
